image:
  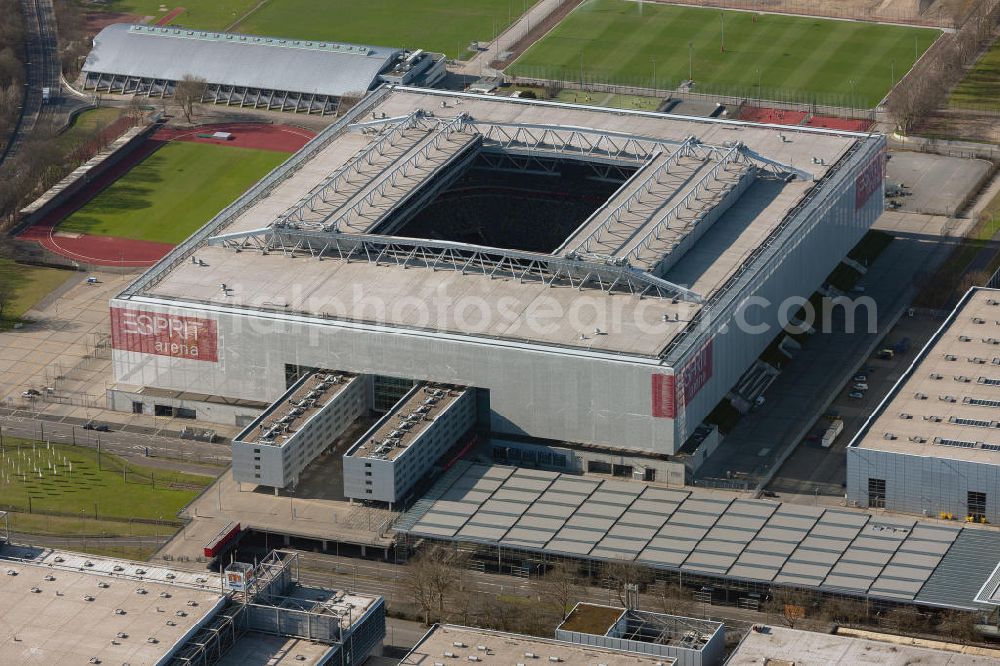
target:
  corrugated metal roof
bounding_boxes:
[83,24,399,97]
[397,463,1000,610]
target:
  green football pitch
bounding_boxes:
[103,0,538,58]
[101,0,258,31]
[509,0,940,107]
[59,142,287,245]
[234,0,537,58]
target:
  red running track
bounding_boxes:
[18,123,315,267]
[739,106,872,133]
[154,7,185,25]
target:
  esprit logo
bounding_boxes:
[111,308,218,362]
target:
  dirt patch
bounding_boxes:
[83,11,143,33]
[640,0,966,27]
[492,0,585,69]
[917,108,1000,145]
[559,603,621,634]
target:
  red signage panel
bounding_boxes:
[854,149,885,209]
[651,373,676,418]
[652,339,714,419]
[678,339,713,406]
[111,307,218,362]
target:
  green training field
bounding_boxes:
[0,259,74,329]
[509,0,940,107]
[949,38,1000,111]
[0,438,211,521]
[100,0,258,31]
[59,141,287,245]
[233,0,537,58]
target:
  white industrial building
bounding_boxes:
[556,603,725,666]
[232,371,367,489]
[847,286,1000,523]
[82,24,444,114]
[110,86,885,463]
[343,383,475,505]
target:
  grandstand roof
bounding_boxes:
[851,287,1000,463]
[395,461,1000,611]
[83,24,398,97]
[122,87,878,359]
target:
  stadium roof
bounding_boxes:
[121,87,878,360]
[850,287,1000,463]
[83,24,399,97]
[395,461,1000,610]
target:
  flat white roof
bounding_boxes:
[402,624,676,666]
[853,287,1000,463]
[128,87,870,358]
[0,553,223,665]
[729,625,1000,665]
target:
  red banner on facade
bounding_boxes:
[651,373,676,418]
[652,339,714,419]
[854,149,885,209]
[678,339,713,406]
[111,307,218,362]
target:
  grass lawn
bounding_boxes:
[98,0,259,30]
[949,38,1000,111]
[56,107,128,154]
[509,0,939,107]
[58,141,287,244]
[0,437,212,521]
[0,259,75,329]
[234,0,538,58]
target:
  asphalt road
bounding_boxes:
[0,412,232,471]
[1,0,61,165]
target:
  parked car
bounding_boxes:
[853,374,867,382]
[83,422,110,432]
[21,389,40,398]
[853,383,869,391]
[849,391,865,400]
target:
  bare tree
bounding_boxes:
[174,75,207,123]
[765,586,811,629]
[822,597,868,627]
[403,544,470,624]
[884,606,924,634]
[938,610,981,645]
[604,558,653,608]
[536,561,582,621]
[656,580,694,617]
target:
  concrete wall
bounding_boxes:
[232,374,368,488]
[112,301,680,454]
[668,136,886,444]
[847,446,1000,523]
[106,387,261,426]
[343,386,475,504]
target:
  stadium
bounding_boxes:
[109,86,885,469]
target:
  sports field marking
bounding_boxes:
[509,0,940,107]
[100,0,258,30]
[233,0,540,58]
[58,141,287,245]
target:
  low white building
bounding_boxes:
[847,287,1000,523]
[343,384,475,506]
[232,371,368,490]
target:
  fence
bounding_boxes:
[648,0,962,27]
[509,73,877,119]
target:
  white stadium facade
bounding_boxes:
[109,86,885,462]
